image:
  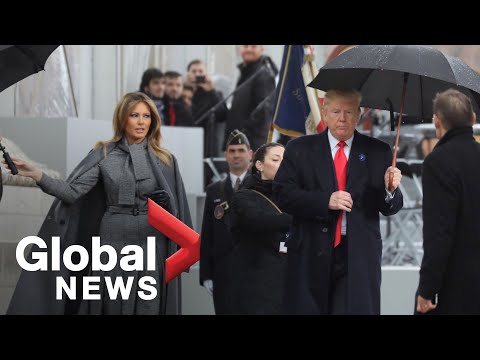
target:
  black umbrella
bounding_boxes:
[0,45,60,93]
[0,45,60,177]
[308,45,480,189]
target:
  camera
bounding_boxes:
[195,75,206,84]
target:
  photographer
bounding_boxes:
[186,60,227,158]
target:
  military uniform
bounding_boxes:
[199,129,250,314]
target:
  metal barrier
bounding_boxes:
[382,158,424,266]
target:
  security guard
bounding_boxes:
[199,129,253,314]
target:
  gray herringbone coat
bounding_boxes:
[7,139,192,315]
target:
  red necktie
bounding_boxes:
[334,141,347,248]
[169,103,176,127]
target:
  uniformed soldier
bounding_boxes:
[199,129,253,314]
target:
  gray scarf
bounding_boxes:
[116,136,150,205]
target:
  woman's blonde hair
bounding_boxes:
[95,92,172,166]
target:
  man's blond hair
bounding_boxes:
[323,89,362,113]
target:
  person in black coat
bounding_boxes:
[274,89,403,315]
[230,142,292,315]
[416,89,480,315]
[199,130,253,314]
[224,45,278,152]
[186,59,228,158]
[163,71,194,127]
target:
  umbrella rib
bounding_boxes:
[358,68,376,90]
[419,75,425,120]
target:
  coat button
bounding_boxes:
[322,227,328,233]
[60,219,65,225]
[317,250,323,257]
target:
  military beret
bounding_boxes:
[226,129,250,147]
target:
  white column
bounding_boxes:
[78,45,93,120]
[92,45,118,121]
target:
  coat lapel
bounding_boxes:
[147,148,178,217]
[313,132,336,193]
[346,131,368,193]
[224,175,233,202]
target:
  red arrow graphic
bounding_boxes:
[147,199,200,283]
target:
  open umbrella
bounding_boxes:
[308,45,480,189]
[0,45,60,181]
[0,45,60,93]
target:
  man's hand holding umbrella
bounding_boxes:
[384,166,402,193]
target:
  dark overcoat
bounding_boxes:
[417,127,480,315]
[199,176,238,314]
[224,55,276,151]
[273,130,403,314]
[229,176,292,315]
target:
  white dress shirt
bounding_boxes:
[229,171,248,189]
[328,130,354,235]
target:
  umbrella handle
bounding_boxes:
[0,141,18,176]
[388,171,395,192]
[388,73,409,192]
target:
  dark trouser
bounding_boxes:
[212,254,234,315]
[328,235,348,315]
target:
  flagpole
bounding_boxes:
[304,45,323,109]
[267,121,275,143]
[268,45,293,143]
[302,45,323,134]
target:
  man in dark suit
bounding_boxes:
[199,130,253,314]
[416,89,480,315]
[162,71,194,127]
[273,89,403,315]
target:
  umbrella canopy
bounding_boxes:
[0,45,60,93]
[308,45,480,122]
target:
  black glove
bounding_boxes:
[148,189,172,214]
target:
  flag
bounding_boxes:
[302,45,325,134]
[269,45,323,142]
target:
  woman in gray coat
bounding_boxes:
[4,92,192,315]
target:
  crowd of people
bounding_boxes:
[138,45,278,163]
